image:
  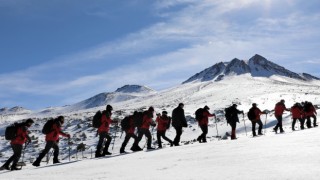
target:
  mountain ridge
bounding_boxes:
[183,54,318,83]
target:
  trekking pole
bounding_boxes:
[68,139,71,162]
[47,150,54,165]
[19,142,29,166]
[264,114,267,135]
[111,122,119,152]
[214,117,219,138]
[243,114,247,136]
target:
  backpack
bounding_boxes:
[247,108,255,121]
[133,111,144,128]
[42,119,55,134]
[5,123,22,140]
[92,110,103,128]
[121,116,130,131]
[224,107,233,121]
[195,108,204,121]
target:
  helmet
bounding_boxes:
[204,105,210,110]
[252,103,257,107]
[162,111,168,115]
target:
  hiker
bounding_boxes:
[225,104,244,140]
[291,103,305,130]
[172,103,188,146]
[95,105,118,157]
[196,106,215,143]
[120,114,140,153]
[248,103,267,136]
[304,101,318,128]
[273,100,290,133]
[32,116,70,167]
[156,111,173,148]
[1,119,34,171]
[135,107,156,150]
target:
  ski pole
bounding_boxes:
[243,115,247,136]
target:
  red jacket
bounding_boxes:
[46,122,69,142]
[156,115,170,131]
[305,105,316,116]
[126,116,135,134]
[275,102,287,117]
[291,106,302,119]
[141,112,154,130]
[253,108,263,121]
[199,110,215,126]
[11,125,30,145]
[98,111,112,133]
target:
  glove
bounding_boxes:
[67,134,71,139]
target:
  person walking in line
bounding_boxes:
[225,104,244,140]
[156,111,173,148]
[135,107,156,150]
[196,106,215,143]
[291,103,305,130]
[248,103,267,136]
[304,101,318,128]
[1,119,34,171]
[32,116,70,167]
[273,100,290,133]
[94,105,118,157]
[120,115,140,153]
[172,103,188,146]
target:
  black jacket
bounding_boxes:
[172,106,187,128]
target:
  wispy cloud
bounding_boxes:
[1,0,320,109]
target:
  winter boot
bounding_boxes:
[11,164,21,171]
[32,160,41,167]
[53,158,61,164]
[197,136,202,143]
[147,147,155,150]
[0,164,10,170]
[120,147,127,154]
[252,132,257,137]
[170,141,174,147]
[102,151,112,156]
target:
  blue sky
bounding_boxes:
[0,0,320,110]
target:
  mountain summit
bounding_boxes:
[183,54,318,83]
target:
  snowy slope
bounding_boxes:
[0,55,320,179]
[0,113,320,180]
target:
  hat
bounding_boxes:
[252,103,257,107]
[148,106,154,112]
[25,119,34,127]
[179,103,184,107]
[106,105,113,111]
[162,111,168,114]
[280,99,285,103]
[204,105,210,110]
[57,116,64,124]
[232,104,237,107]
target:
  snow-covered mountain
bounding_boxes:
[0,55,320,179]
[115,85,155,93]
[0,106,32,115]
[183,54,319,83]
[64,85,156,111]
